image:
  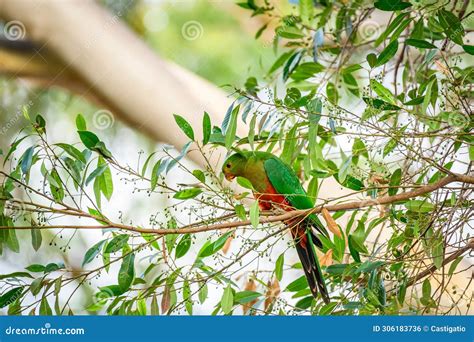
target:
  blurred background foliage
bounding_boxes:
[1,0,283,145]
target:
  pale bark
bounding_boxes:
[0,0,234,166]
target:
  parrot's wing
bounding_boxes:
[263,157,312,208]
[264,157,329,237]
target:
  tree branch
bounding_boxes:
[405,238,474,288]
[1,173,472,235]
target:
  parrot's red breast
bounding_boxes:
[255,180,290,210]
[255,180,308,248]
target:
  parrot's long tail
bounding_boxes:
[292,226,330,304]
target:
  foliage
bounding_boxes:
[0,0,473,316]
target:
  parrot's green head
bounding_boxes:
[222,152,247,181]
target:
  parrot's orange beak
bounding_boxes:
[224,172,235,181]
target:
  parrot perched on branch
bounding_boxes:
[222,151,330,304]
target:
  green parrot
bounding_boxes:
[222,150,330,304]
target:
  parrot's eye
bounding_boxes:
[226,163,231,168]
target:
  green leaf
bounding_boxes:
[366,53,377,68]
[406,39,436,49]
[0,287,23,308]
[296,296,314,310]
[422,279,431,299]
[183,280,192,315]
[31,229,42,251]
[173,188,202,200]
[370,80,396,104]
[225,105,240,150]
[356,260,385,273]
[40,296,52,315]
[250,201,259,228]
[30,278,43,296]
[21,146,35,175]
[192,170,205,183]
[326,264,348,275]
[0,272,33,280]
[326,82,338,105]
[26,264,45,272]
[44,262,64,273]
[141,152,156,177]
[404,200,434,213]
[349,229,369,255]
[352,138,368,160]
[462,45,474,55]
[235,204,247,221]
[403,96,424,105]
[338,156,352,183]
[150,160,161,191]
[275,253,284,281]
[55,143,86,164]
[422,78,435,114]
[389,168,402,196]
[374,13,408,47]
[221,285,233,314]
[118,253,135,291]
[85,164,107,186]
[437,9,464,45]
[105,234,129,254]
[76,114,87,130]
[410,18,424,40]
[78,130,100,149]
[49,169,64,202]
[175,234,191,259]
[448,256,463,275]
[173,114,194,140]
[202,112,211,145]
[299,0,313,24]
[199,283,208,304]
[197,231,234,258]
[91,141,113,159]
[291,62,324,81]
[234,290,261,304]
[286,275,308,292]
[3,135,28,167]
[269,50,294,74]
[342,73,359,97]
[283,51,302,81]
[6,229,19,253]
[363,97,400,111]
[383,139,397,156]
[431,232,444,269]
[236,176,254,190]
[374,0,411,11]
[82,240,106,267]
[375,40,398,67]
[151,295,159,315]
[248,114,257,149]
[277,26,304,39]
[99,161,114,200]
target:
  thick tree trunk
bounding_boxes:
[0,0,234,166]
